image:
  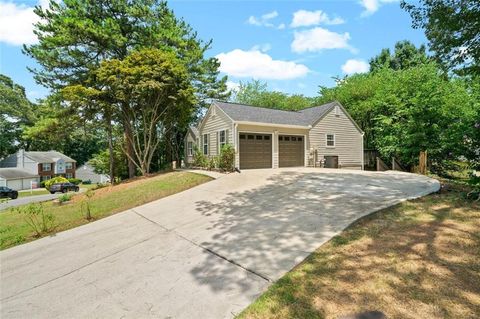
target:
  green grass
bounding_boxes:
[18,189,50,197]
[0,171,212,250]
[238,182,480,319]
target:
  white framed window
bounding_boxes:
[42,163,51,171]
[219,130,226,149]
[66,173,73,179]
[203,134,209,155]
[326,134,335,147]
[187,141,193,156]
[65,162,73,170]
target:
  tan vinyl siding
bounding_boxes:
[236,124,309,168]
[309,106,363,169]
[184,131,197,164]
[200,105,233,157]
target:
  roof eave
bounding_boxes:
[235,121,310,129]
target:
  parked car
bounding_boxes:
[0,186,18,199]
[49,183,79,194]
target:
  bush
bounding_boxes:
[82,180,92,185]
[44,176,69,191]
[193,146,208,168]
[218,144,235,172]
[58,193,73,203]
[206,156,218,170]
[67,178,82,185]
[13,203,56,237]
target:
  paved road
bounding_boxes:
[0,189,85,211]
[0,168,440,319]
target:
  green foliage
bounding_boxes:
[206,156,218,170]
[318,63,479,170]
[44,176,69,191]
[218,144,235,172]
[67,178,81,185]
[58,193,73,203]
[89,148,128,180]
[13,203,56,237]
[401,0,479,77]
[369,40,431,72]
[234,80,318,110]
[193,146,208,168]
[81,189,95,220]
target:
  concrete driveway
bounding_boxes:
[0,168,439,319]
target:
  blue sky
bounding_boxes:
[0,0,426,101]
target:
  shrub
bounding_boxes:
[218,144,235,172]
[206,156,218,170]
[67,178,82,185]
[44,176,69,191]
[13,203,56,237]
[82,180,92,185]
[193,146,208,168]
[81,189,95,220]
[58,193,73,203]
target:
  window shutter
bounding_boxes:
[208,134,210,155]
[226,129,229,144]
[216,131,219,154]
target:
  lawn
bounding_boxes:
[238,183,480,319]
[18,189,50,197]
[0,171,212,250]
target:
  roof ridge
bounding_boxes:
[214,100,301,113]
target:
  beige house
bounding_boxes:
[185,101,364,170]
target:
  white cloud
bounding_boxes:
[291,10,345,27]
[0,0,50,46]
[291,27,354,53]
[226,81,240,93]
[277,23,286,30]
[359,0,398,16]
[247,10,284,29]
[216,49,310,80]
[250,43,271,52]
[341,59,369,74]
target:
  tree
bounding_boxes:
[91,48,194,175]
[401,0,480,77]
[24,0,228,178]
[369,40,431,72]
[234,80,317,110]
[0,75,35,158]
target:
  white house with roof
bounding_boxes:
[185,101,364,170]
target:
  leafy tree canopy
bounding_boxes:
[369,40,431,72]
[401,0,480,77]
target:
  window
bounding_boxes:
[326,134,335,147]
[41,175,51,181]
[279,136,283,141]
[264,135,270,140]
[292,137,297,141]
[285,136,290,141]
[203,134,209,155]
[298,137,303,141]
[256,135,262,140]
[187,141,193,156]
[65,162,73,170]
[219,130,227,149]
[247,135,254,140]
[240,134,246,139]
[42,163,51,171]
[66,173,73,179]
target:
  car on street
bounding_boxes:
[0,186,19,200]
[49,182,80,194]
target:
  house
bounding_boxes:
[0,168,40,190]
[184,101,364,170]
[0,150,77,186]
[76,164,110,184]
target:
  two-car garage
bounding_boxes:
[239,133,305,169]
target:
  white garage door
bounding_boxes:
[7,179,22,191]
[0,178,6,187]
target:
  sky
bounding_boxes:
[0,0,427,102]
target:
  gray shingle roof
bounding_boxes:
[214,101,337,127]
[189,125,199,137]
[25,151,76,163]
[0,168,39,179]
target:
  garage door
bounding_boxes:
[279,135,304,167]
[7,179,22,191]
[239,133,272,169]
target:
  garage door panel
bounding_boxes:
[239,133,272,169]
[279,135,304,167]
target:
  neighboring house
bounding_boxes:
[184,126,199,165]
[0,168,40,190]
[185,101,364,170]
[76,164,110,184]
[0,150,77,184]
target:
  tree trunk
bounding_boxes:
[106,112,115,185]
[123,119,136,179]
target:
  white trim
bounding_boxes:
[325,133,335,148]
[238,131,274,169]
[236,121,310,129]
[361,133,364,170]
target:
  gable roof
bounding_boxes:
[0,168,39,179]
[213,101,338,127]
[24,151,76,163]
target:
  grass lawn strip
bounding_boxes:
[0,171,212,250]
[238,183,480,319]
